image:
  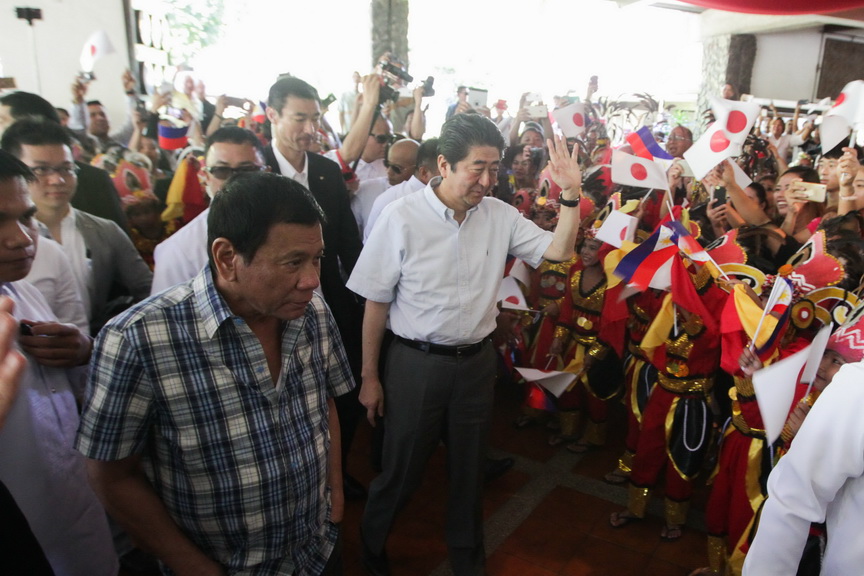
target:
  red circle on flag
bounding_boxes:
[835,92,847,107]
[710,130,731,153]
[630,164,648,180]
[572,113,584,127]
[505,296,520,304]
[726,110,747,134]
[90,45,97,57]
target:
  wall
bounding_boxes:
[749,29,823,101]
[0,0,130,127]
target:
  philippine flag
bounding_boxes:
[613,224,678,290]
[158,124,190,151]
[626,126,674,161]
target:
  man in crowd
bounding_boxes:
[77,172,353,575]
[446,85,470,121]
[0,149,117,575]
[347,115,583,575]
[151,126,265,294]
[364,137,438,240]
[351,138,420,238]
[1,119,152,333]
[264,75,367,499]
[666,125,694,158]
[0,90,128,230]
[68,71,138,153]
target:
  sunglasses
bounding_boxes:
[383,159,412,175]
[204,165,264,180]
[371,133,393,145]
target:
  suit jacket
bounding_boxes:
[264,148,364,357]
[74,210,153,333]
[73,162,130,235]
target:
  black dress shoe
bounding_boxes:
[361,535,390,576]
[484,457,515,483]
[343,473,367,500]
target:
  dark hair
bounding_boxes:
[821,142,850,160]
[1,118,72,157]
[438,114,505,167]
[267,77,319,113]
[0,91,60,124]
[457,85,467,93]
[745,182,768,208]
[0,149,36,183]
[55,107,69,116]
[86,100,104,107]
[670,125,693,140]
[207,172,326,267]
[780,165,820,184]
[204,126,264,158]
[416,137,439,170]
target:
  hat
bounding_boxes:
[826,301,864,362]
[522,121,545,139]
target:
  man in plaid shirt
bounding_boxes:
[77,172,354,575]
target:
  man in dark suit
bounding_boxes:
[264,76,366,499]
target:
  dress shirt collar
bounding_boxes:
[271,143,308,187]
[193,267,236,340]
[423,175,480,223]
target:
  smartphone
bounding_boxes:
[320,93,337,109]
[798,182,827,203]
[527,104,547,119]
[77,71,96,84]
[468,88,488,110]
[712,186,728,206]
[225,96,249,109]
[19,322,33,336]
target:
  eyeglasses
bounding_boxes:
[668,135,692,142]
[204,165,264,180]
[384,159,413,175]
[370,133,393,145]
[30,165,80,179]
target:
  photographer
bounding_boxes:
[508,92,553,147]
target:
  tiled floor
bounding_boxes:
[340,379,714,576]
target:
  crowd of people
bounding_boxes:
[0,54,863,576]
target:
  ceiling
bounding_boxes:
[609,0,864,36]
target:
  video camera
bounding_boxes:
[377,58,435,104]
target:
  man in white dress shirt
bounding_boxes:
[348,115,584,576]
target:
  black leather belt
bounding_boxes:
[395,334,492,357]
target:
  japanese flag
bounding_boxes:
[596,210,637,248]
[497,276,529,310]
[683,122,742,181]
[611,150,669,191]
[710,96,760,146]
[821,80,864,152]
[552,102,587,138]
[80,30,116,72]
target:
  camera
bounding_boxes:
[422,76,435,97]
[378,60,413,104]
[77,71,96,84]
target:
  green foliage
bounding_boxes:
[164,0,226,65]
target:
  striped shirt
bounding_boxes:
[76,267,354,575]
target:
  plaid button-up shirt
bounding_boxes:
[77,267,354,575]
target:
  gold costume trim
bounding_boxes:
[557,411,581,438]
[616,450,634,474]
[658,372,714,394]
[583,420,606,446]
[664,498,689,526]
[707,535,727,574]
[628,484,651,518]
[733,375,755,397]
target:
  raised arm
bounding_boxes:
[543,135,581,262]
